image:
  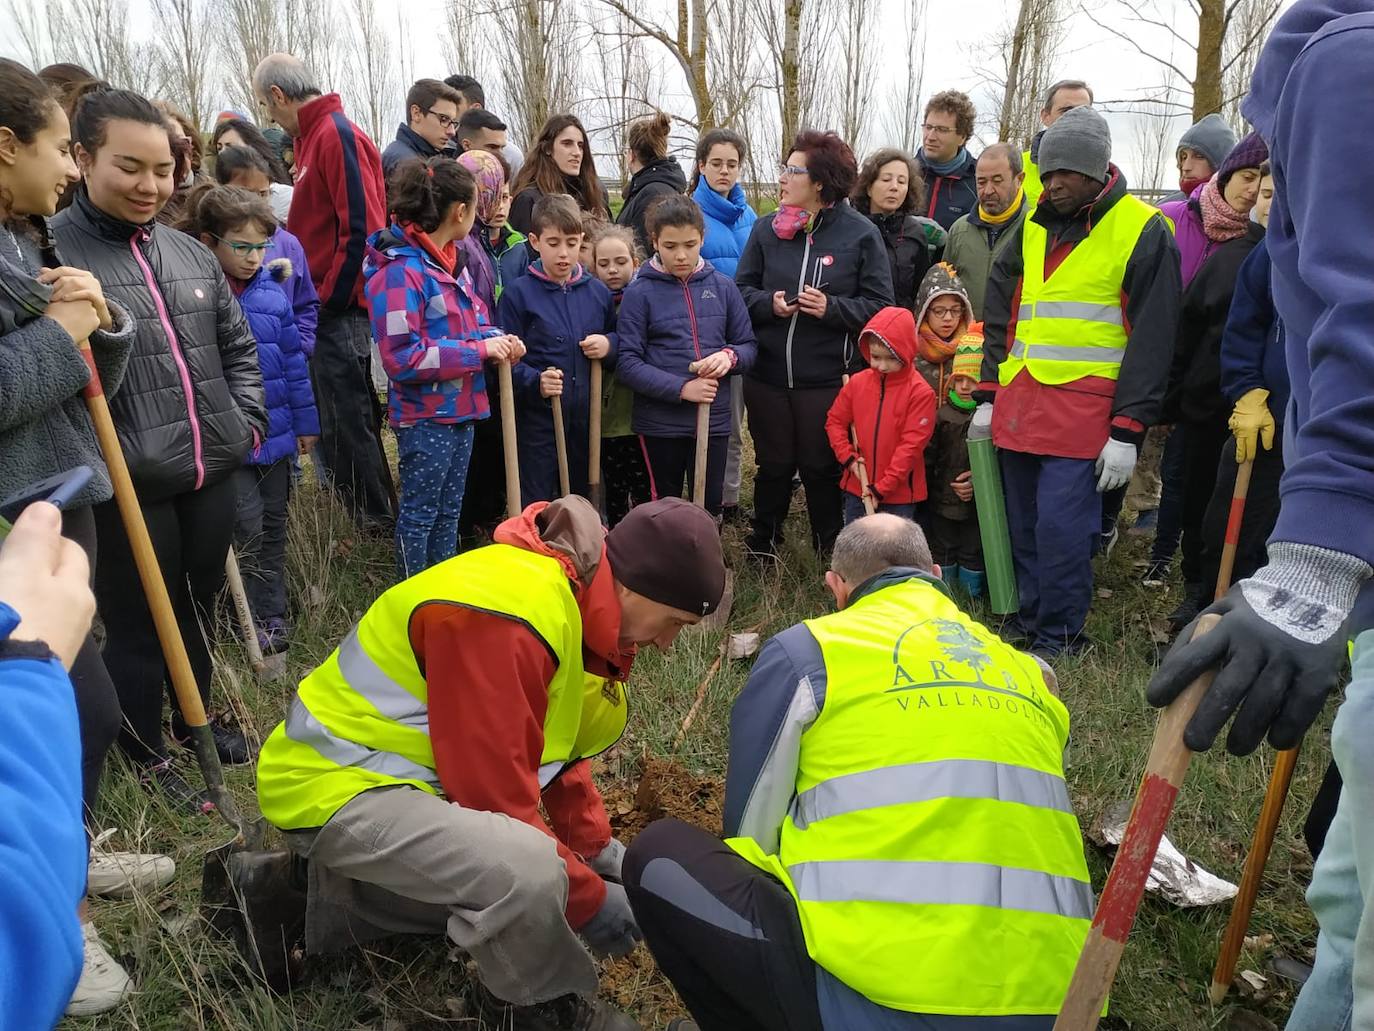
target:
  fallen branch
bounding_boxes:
[674,623,761,749]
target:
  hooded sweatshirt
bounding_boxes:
[824,307,938,504]
[412,497,634,930]
[911,262,975,402]
[1243,0,1374,628]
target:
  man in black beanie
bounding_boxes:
[252,495,723,1031]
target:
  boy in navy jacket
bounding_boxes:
[496,195,617,505]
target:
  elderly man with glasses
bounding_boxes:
[382,78,465,176]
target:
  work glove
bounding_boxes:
[1146,542,1370,755]
[1229,388,1275,464]
[1094,438,1137,493]
[968,402,994,442]
[578,881,642,959]
[587,838,626,883]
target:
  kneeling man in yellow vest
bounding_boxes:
[254,496,725,1031]
[622,514,1094,1031]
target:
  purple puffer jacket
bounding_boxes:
[1159,185,1218,289]
[265,226,320,357]
[615,260,756,438]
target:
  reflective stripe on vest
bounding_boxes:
[998,192,1159,388]
[257,543,625,831]
[727,576,1093,1017]
[789,758,1073,830]
[789,859,1094,920]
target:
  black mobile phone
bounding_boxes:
[0,465,96,524]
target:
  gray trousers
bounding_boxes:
[723,376,745,506]
[285,786,598,1005]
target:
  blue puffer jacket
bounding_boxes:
[616,260,756,438]
[693,178,757,279]
[239,258,319,466]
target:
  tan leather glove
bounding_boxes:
[1228,388,1275,464]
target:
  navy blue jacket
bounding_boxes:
[692,178,757,279]
[615,260,756,438]
[916,148,979,232]
[239,259,319,466]
[1219,237,1287,421]
[495,263,617,502]
[380,123,442,178]
[1244,0,1374,627]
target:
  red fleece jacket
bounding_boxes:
[825,307,938,504]
[407,506,634,930]
[287,94,386,312]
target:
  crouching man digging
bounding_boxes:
[252,496,725,1030]
[624,514,1095,1030]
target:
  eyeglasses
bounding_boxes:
[928,305,964,319]
[425,109,456,129]
[778,163,809,178]
[213,235,270,256]
[706,158,740,171]
[921,123,959,137]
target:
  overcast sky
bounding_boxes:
[8,0,1294,188]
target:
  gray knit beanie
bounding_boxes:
[1037,106,1112,183]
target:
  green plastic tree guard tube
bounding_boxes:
[968,436,1018,615]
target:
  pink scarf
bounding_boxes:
[1198,177,1250,244]
[772,204,822,240]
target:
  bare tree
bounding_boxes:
[5,0,62,69]
[1130,83,1182,193]
[1084,0,1280,122]
[443,0,486,81]
[586,7,656,186]
[706,0,768,132]
[341,0,401,145]
[979,0,1066,146]
[150,0,215,130]
[484,0,580,148]
[882,0,929,154]
[220,0,280,113]
[590,0,716,130]
[754,0,835,158]
[837,0,877,151]
[1221,0,1274,126]
[395,5,416,94]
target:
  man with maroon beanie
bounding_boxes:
[254,496,724,1031]
[253,53,394,530]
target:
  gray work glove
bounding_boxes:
[578,881,642,959]
[968,402,994,442]
[1094,438,1137,493]
[1146,542,1370,754]
[587,838,626,883]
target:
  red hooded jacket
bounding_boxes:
[825,307,938,504]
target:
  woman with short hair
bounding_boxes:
[850,147,933,311]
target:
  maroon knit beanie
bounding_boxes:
[606,498,726,616]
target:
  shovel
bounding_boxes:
[840,376,875,516]
[498,360,521,518]
[550,370,571,498]
[689,372,733,631]
[76,338,267,928]
[589,357,604,514]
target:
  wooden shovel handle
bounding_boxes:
[497,361,520,518]
[551,387,571,499]
[589,358,603,509]
[693,401,710,508]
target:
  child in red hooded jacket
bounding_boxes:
[825,306,938,524]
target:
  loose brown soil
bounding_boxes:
[595,756,726,1024]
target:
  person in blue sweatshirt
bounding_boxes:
[615,196,757,517]
[1145,6,1374,1029]
[0,502,97,1031]
[496,194,617,505]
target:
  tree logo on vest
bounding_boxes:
[884,617,1052,729]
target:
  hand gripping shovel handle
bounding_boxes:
[1054,613,1222,1030]
[498,361,521,519]
[76,339,243,830]
[551,382,571,499]
[589,358,603,512]
[1207,456,1300,1003]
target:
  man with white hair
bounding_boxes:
[253,53,395,531]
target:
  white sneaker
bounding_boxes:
[87,829,176,898]
[65,920,133,1016]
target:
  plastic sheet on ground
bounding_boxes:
[1089,800,1239,908]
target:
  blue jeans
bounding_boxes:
[842,493,916,525]
[999,451,1099,652]
[1288,629,1374,1031]
[395,421,474,579]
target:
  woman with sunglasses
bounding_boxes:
[734,130,894,559]
[50,85,268,798]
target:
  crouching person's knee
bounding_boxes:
[491,820,570,915]
[623,818,693,893]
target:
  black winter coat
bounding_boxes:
[616,157,687,258]
[734,202,895,390]
[855,204,932,312]
[1164,221,1265,426]
[51,192,267,501]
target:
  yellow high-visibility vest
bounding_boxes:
[727,577,1093,1016]
[998,193,1160,388]
[1022,149,1043,207]
[256,543,627,830]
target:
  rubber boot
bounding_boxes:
[958,567,987,600]
[223,850,308,992]
[940,563,961,590]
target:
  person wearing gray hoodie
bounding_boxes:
[1161,113,1238,203]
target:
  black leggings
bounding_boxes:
[62,505,122,823]
[640,434,729,517]
[93,476,236,764]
